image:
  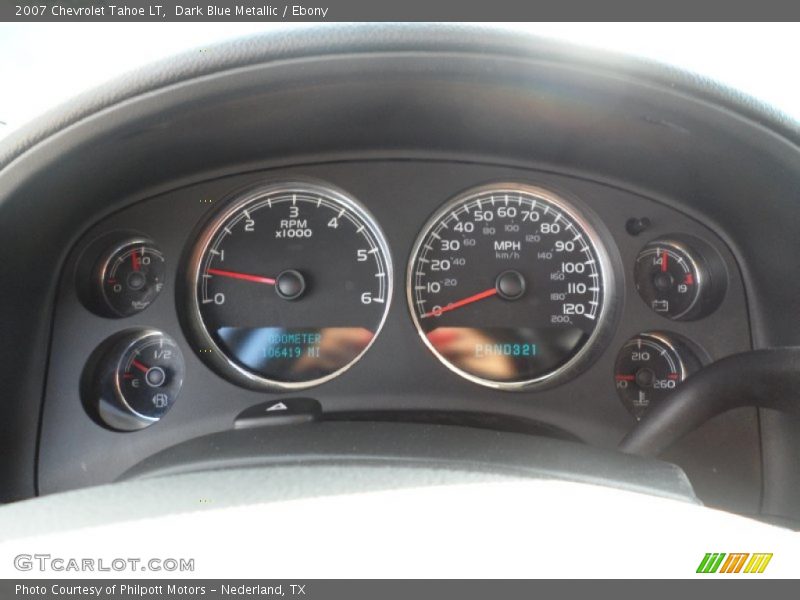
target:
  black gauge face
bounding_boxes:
[186,182,392,390]
[408,184,613,389]
[98,239,165,316]
[116,332,184,421]
[614,332,700,419]
[87,329,184,431]
[634,240,701,320]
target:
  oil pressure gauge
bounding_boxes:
[614,332,702,419]
[95,238,166,317]
[84,329,184,431]
[78,235,166,318]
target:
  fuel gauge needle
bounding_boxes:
[207,268,276,285]
[131,359,150,373]
[422,287,497,318]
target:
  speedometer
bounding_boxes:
[184,181,392,391]
[407,183,616,390]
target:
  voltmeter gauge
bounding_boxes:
[95,238,166,317]
[634,236,726,321]
[85,329,184,431]
[614,332,702,419]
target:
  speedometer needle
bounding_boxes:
[207,268,276,285]
[422,287,498,318]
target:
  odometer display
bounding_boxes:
[185,182,392,390]
[408,183,613,389]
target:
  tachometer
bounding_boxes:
[407,183,615,390]
[184,181,392,390]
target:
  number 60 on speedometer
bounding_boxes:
[407,183,618,390]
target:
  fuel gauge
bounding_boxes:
[85,329,184,431]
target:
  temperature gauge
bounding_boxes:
[85,329,184,431]
[634,236,726,321]
[95,238,165,317]
[614,332,702,419]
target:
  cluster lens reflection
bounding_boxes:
[217,327,374,383]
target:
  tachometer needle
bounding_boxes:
[207,268,276,285]
[422,287,497,318]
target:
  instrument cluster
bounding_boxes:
[74,176,733,431]
[38,161,750,493]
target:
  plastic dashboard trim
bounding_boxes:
[0,26,795,518]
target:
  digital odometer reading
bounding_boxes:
[187,182,392,390]
[408,184,611,389]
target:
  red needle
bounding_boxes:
[661,250,668,272]
[422,287,498,318]
[132,359,149,373]
[132,250,140,272]
[207,268,276,285]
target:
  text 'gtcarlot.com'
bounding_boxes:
[14,554,194,572]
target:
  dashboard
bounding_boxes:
[42,161,754,507]
[2,25,800,526]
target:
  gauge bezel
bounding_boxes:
[406,182,617,392]
[618,331,689,391]
[111,329,183,427]
[182,180,394,392]
[614,331,703,420]
[95,237,165,317]
[83,328,185,432]
[634,238,704,321]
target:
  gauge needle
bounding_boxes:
[132,250,140,271]
[661,250,668,272]
[207,268,276,285]
[132,359,150,373]
[422,287,497,318]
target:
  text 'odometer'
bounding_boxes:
[407,183,613,390]
[185,181,392,390]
